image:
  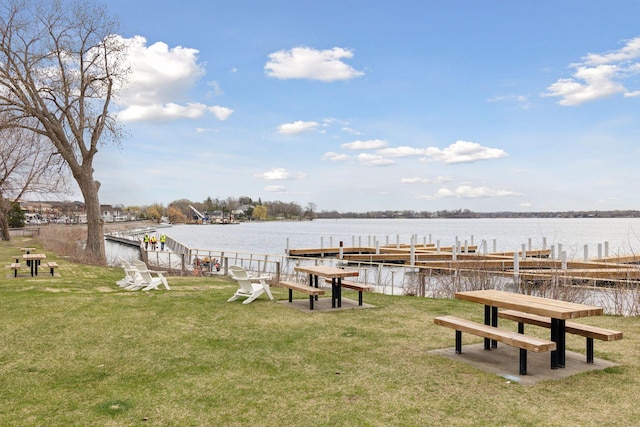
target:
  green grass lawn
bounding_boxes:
[1,237,639,426]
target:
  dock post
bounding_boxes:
[543,237,547,250]
[513,253,519,284]
[521,244,526,260]
[597,243,602,259]
[410,236,415,266]
[561,251,567,270]
[493,239,497,253]
[584,245,589,261]
[605,241,609,257]
[339,241,343,260]
[436,240,441,253]
[551,245,556,259]
[558,244,563,259]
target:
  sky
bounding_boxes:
[86,0,640,213]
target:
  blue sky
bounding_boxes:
[91,0,640,213]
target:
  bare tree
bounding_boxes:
[0,125,66,240]
[0,0,127,263]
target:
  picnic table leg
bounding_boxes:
[331,278,336,308]
[586,338,594,363]
[311,274,319,301]
[491,306,498,348]
[550,318,559,369]
[557,319,566,368]
[34,260,40,276]
[483,305,491,350]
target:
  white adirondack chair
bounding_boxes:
[227,265,274,304]
[116,257,143,289]
[131,260,170,291]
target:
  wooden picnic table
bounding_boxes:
[294,265,359,308]
[455,289,603,369]
[23,253,47,277]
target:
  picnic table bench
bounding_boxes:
[46,261,59,276]
[498,310,623,363]
[434,315,556,375]
[325,279,373,306]
[6,262,21,277]
[276,280,326,310]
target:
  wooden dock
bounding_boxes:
[286,243,640,284]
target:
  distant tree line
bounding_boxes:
[126,198,640,223]
[314,209,640,219]
[121,197,319,223]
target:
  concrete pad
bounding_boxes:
[430,343,618,385]
[277,297,375,313]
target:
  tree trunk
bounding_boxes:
[77,174,105,265]
[0,215,10,241]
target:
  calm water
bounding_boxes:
[156,218,640,257]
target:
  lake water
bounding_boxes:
[105,218,640,314]
[154,218,640,257]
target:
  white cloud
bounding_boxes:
[423,140,507,164]
[543,64,625,106]
[322,152,351,161]
[341,139,388,150]
[419,185,522,200]
[544,36,640,106]
[256,168,307,181]
[401,176,452,184]
[118,102,233,122]
[487,94,531,109]
[115,35,233,122]
[376,141,506,163]
[257,168,290,180]
[264,185,287,193]
[377,146,429,157]
[581,37,640,65]
[356,153,395,166]
[208,106,234,120]
[277,120,319,134]
[342,127,362,136]
[265,46,365,81]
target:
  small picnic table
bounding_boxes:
[455,289,603,369]
[23,253,47,277]
[294,265,359,308]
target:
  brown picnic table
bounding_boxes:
[293,265,359,308]
[23,253,47,277]
[454,289,603,369]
